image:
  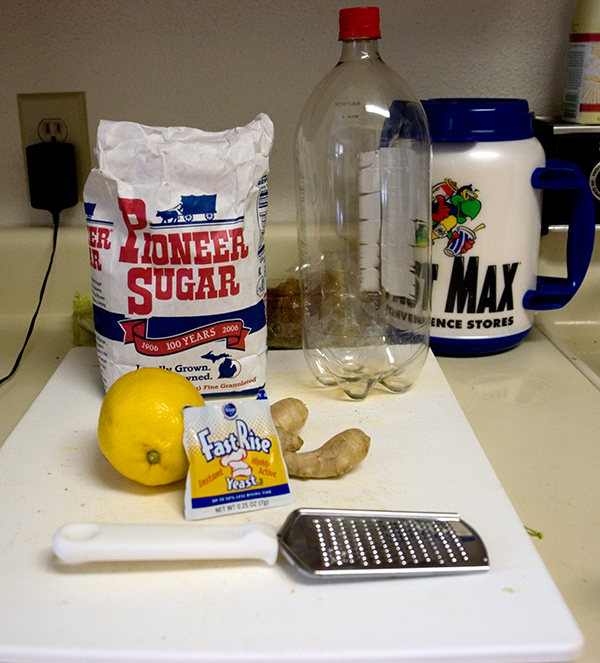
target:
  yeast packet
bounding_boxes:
[183,393,293,520]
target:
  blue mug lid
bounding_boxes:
[421,98,534,142]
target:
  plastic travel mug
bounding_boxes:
[421,98,596,356]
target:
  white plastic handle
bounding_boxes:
[52,522,279,566]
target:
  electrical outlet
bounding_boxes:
[17,92,91,202]
[38,118,69,143]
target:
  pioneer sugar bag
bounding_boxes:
[84,115,274,395]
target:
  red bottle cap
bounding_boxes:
[339,7,381,40]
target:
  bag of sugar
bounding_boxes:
[84,115,274,396]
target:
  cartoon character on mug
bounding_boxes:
[431,179,485,256]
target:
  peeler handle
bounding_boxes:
[52,522,279,566]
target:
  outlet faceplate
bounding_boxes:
[17,92,91,202]
[38,118,69,143]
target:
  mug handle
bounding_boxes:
[524,159,596,310]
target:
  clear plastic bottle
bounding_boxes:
[294,6,431,399]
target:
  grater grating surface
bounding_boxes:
[278,508,489,578]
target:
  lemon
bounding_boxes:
[98,368,204,486]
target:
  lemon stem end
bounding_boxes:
[147,450,161,465]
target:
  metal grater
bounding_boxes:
[53,508,489,580]
[278,508,489,578]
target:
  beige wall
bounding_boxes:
[0,0,577,227]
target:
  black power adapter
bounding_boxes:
[26,141,78,215]
[0,138,78,386]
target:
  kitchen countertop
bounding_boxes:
[0,225,599,662]
[437,331,600,663]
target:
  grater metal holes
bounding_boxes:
[384,520,408,566]
[361,519,382,565]
[337,518,355,566]
[278,508,490,579]
[395,521,419,564]
[314,519,331,568]
[316,517,459,569]
[350,519,369,567]
[444,521,471,562]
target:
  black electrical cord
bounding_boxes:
[0,138,77,386]
[0,212,60,386]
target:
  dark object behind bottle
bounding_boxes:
[534,117,600,232]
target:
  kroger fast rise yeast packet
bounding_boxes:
[183,393,293,520]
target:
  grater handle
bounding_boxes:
[52,522,279,566]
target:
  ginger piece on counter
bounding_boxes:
[282,428,371,479]
[271,397,308,434]
[275,425,304,453]
[271,397,370,478]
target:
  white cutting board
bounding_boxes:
[0,348,583,663]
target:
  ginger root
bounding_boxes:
[275,425,304,453]
[282,428,370,479]
[270,397,308,433]
[271,398,370,478]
